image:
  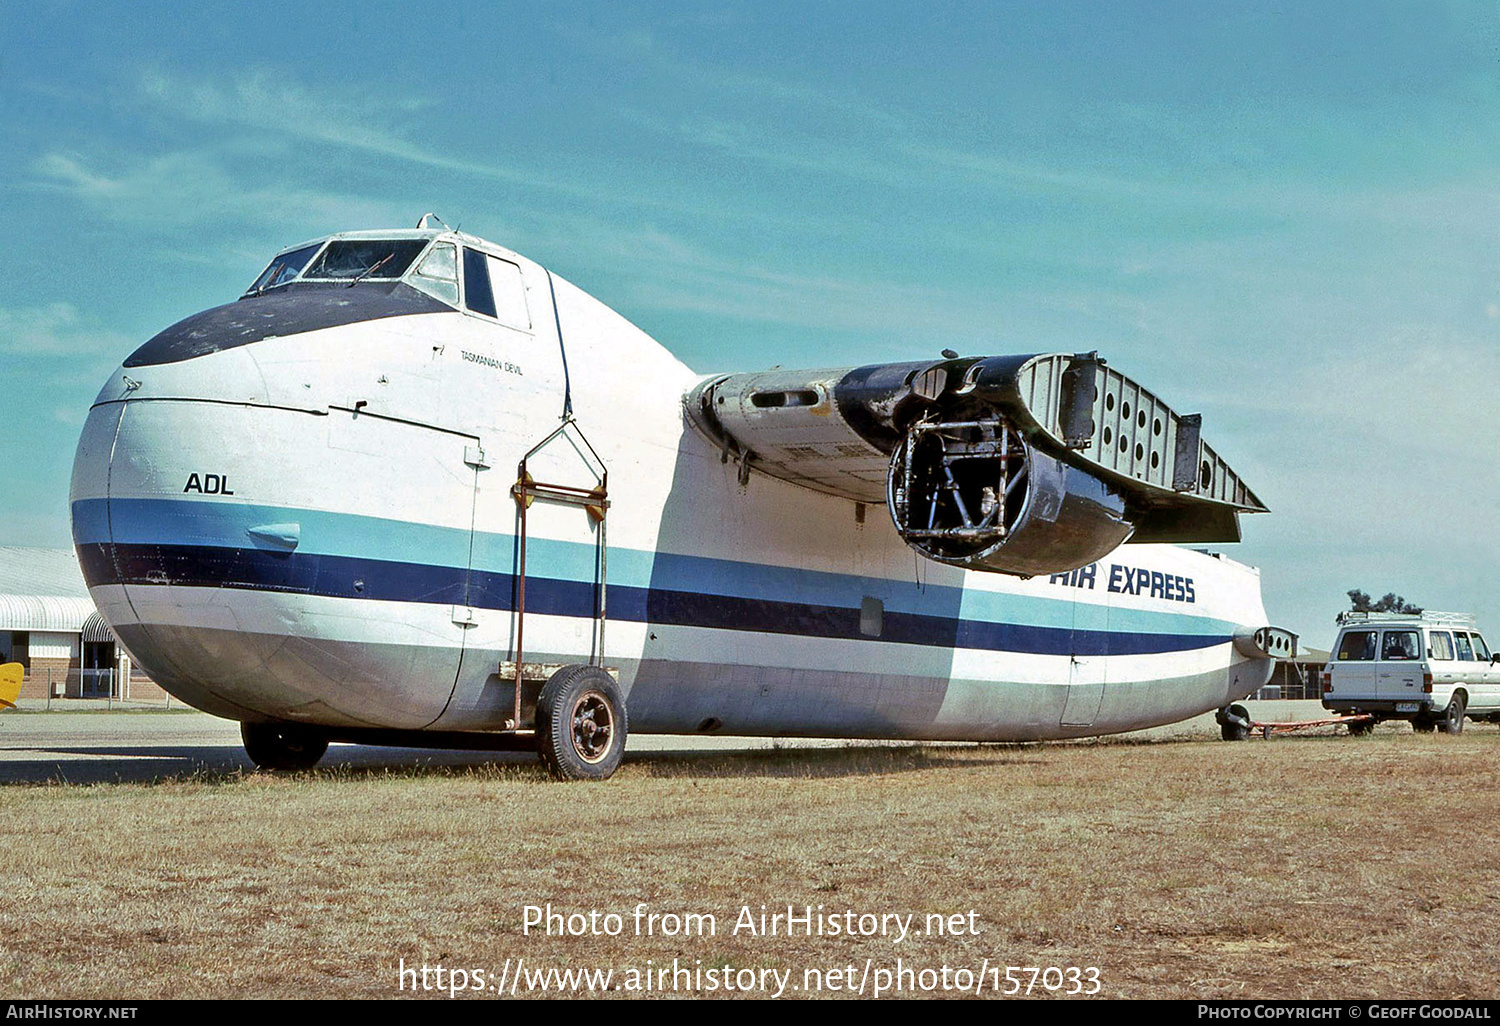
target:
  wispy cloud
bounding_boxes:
[33,148,407,233]
[531,213,1012,354]
[127,67,839,231]
[136,68,538,187]
[0,302,134,361]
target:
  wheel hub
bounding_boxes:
[571,693,614,764]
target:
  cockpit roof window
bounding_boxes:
[302,240,428,282]
[244,242,323,296]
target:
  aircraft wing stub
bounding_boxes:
[685,351,1267,572]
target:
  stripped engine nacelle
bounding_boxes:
[887,415,1134,578]
[684,351,1268,580]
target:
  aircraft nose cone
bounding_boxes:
[123,284,451,367]
[69,386,466,731]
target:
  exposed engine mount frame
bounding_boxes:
[889,415,1029,558]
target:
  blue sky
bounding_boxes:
[1,1,1495,647]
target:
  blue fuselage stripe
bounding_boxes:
[72,498,1237,656]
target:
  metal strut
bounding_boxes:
[509,418,609,732]
[893,416,1027,549]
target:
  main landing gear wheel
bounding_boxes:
[241,722,329,771]
[1218,703,1251,742]
[1440,693,1466,735]
[536,665,627,781]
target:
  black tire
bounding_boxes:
[1411,716,1436,733]
[536,665,627,781]
[242,721,329,771]
[1440,693,1467,735]
[1347,719,1374,736]
[1219,703,1250,742]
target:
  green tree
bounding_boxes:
[1347,589,1423,614]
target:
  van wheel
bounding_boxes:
[536,665,627,781]
[1440,693,1467,735]
[241,722,328,771]
[1411,717,1435,733]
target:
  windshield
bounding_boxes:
[245,242,322,295]
[303,240,428,281]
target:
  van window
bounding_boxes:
[1337,631,1377,661]
[1381,631,1419,661]
[1473,635,1492,661]
[1455,634,1475,661]
[1430,631,1455,661]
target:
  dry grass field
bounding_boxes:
[4,722,1500,1000]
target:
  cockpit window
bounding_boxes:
[409,242,459,305]
[245,243,322,295]
[303,240,428,281]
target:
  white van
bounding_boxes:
[1322,612,1500,733]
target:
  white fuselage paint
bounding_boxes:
[70,234,1275,741]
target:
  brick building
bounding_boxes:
[0,547,166,702]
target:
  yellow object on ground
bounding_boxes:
[0,663,21,710]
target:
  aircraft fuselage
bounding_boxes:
[70,228,1280,759]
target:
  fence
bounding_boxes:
[21,666,170,708]
[1258,659,1324,701]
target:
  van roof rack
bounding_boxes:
[1335,610,1476,626]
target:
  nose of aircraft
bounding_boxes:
[69,295,471,730]
[72,384,467,729]
[70,389,283,722]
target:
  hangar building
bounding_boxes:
[0,547,165,702]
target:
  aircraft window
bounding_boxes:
[304,240,427,281]
[1337,630,1377,661]
[410,242,459,305]
[1430,631,1455,661]
[246,242,322,295]
[464,247,496,318]
[1455,633,1475,661]
[487,255,531,329]
[463,248,531,329]
[1380,630,1419,661]
[1473,635,1492,661]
